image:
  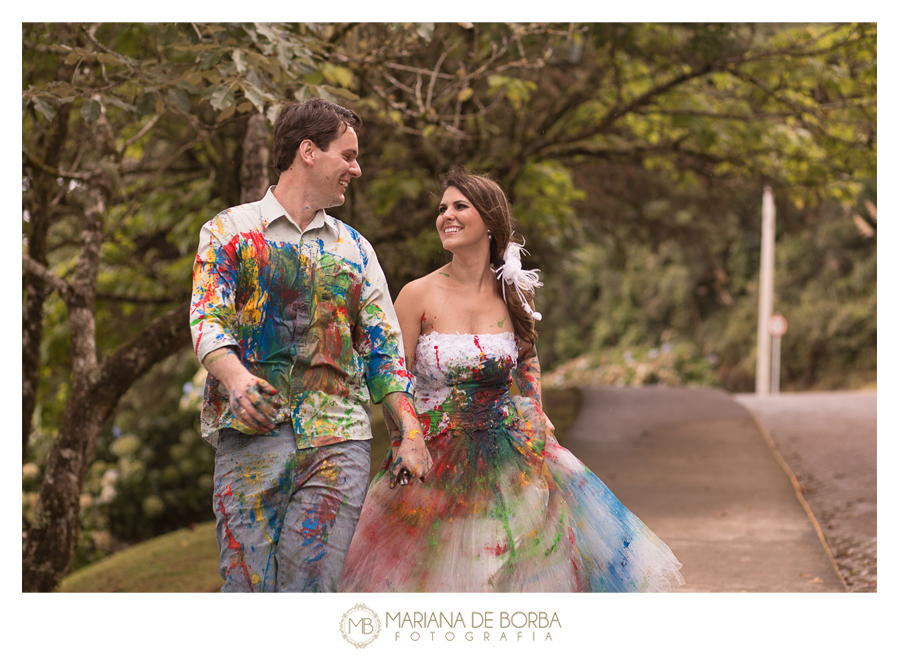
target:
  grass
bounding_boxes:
[58,388,581,593]
[59,521,221,592]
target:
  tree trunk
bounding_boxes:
[239,113,271,203]
[23,215,51,463]
[21,172,105,591]
[21,383,109,591]
[23,73,74,463]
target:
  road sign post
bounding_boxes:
[767,313,788,395]
[756,187,776,395]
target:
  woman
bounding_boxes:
[339,169,684,592]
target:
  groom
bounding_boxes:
[190,98,431,592]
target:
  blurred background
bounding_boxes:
[22,22,876,592]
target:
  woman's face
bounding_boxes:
[437,186,490,252]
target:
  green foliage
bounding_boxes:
[513,161,586,241]
[545,342,719,389]
[543,238,699,358]
[331,22,875,317]
[368,168,427,216]
[538,164,875,392]
[706,196,877,391]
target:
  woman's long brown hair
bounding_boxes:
[440,167,538,345]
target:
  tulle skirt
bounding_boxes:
[339,397,684,592]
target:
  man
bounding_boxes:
[190,98,432,592]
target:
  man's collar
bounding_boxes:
[259,186,338,236]
[304,209,339,235]
[259,186,287,232]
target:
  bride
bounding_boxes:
[339,168,684,592]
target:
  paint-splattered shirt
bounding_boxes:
[190,187,413,449]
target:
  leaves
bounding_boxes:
[266,103,281,125]
[241,83,267,113]
[81,98,101,123]
[208,84,235,111]
[167,88,191,114]
[232,48,248,74]
[487,75,537,111]
[32,96,56,121]
[321,62,354,88]
[414,22,435,42]
[136,92,156,119]
[318,84,359,102]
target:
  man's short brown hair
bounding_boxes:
[273,98,362,176]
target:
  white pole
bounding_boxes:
[756,186,775,395]
[771,334,781,394]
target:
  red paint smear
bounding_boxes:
[235,230,270,269]
[215,483,255,591]
[397,395,417,416]
[193,326,203,354]
[434,345,441,370]
[473,335,483,352]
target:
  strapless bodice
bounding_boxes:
[413,332,518,434]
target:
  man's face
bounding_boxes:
[307,126,361,210]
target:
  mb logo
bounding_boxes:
[340,603,382,648]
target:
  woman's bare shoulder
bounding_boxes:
[399,269,450,298]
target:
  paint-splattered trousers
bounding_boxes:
[212,423,371,592]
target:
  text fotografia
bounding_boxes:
[387,611,561,642]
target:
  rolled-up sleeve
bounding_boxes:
[353,241,414,403]
[190,213,240,365]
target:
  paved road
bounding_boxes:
[735,391,876,592]
[560,386,847,592]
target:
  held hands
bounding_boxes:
[228,373,280,433]
[382,393,433,489]
[389,426,433,489]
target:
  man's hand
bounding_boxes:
[203,347,280,433]
[229,373,280,433]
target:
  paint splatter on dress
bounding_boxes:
[339,332,685,592]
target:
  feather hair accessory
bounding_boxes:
[495,237,543,321]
